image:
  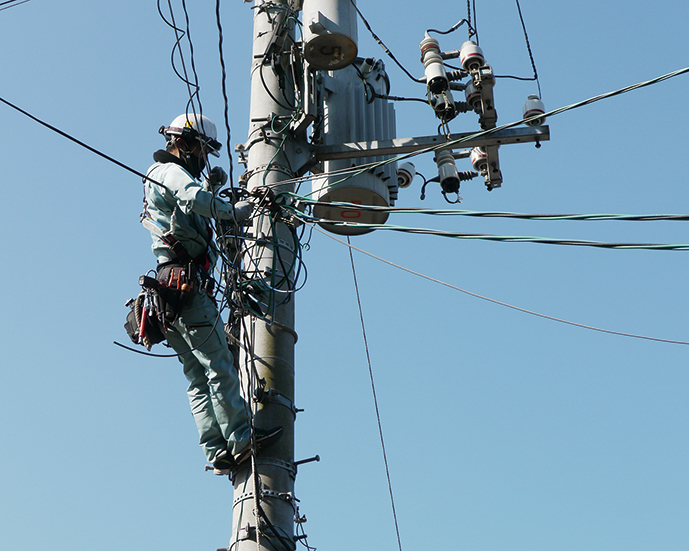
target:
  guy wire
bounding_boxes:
[347,236,404,551]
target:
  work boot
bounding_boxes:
[211,449,237,476]
[234,426,284,466]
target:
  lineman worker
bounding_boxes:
[143,112,282,474]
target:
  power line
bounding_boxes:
[0,94,161,185]
[4,64,688,206]
[288,212,689,251]
[274,66,689,196]
[286,200,689,222]
[348,0,423,84]
[0,0,30,12]
[314,224,689,347]
[514,0,541,98]
[158,0,202,114]
[215,0,235,189]
[346,236,404,551]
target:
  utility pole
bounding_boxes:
[228,1,548,549]
[231,1,299,550]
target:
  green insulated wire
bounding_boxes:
[284,211,689,251]
[283,197,689,221]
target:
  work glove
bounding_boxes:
[204,166,228,192]
[233,200,254,222]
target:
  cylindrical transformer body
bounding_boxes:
[303,0,358,70]
[312,58,397,235]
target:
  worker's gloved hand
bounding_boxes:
[233,200,254,222]
[205,166,228,192]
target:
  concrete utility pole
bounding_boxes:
[228,0,549,548]
[231,1,299,550]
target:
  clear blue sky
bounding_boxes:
[1,1,688,550]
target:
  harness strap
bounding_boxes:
[142,217,202,266]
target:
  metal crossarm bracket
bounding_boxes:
[312,126,549,161]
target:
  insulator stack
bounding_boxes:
[446,69,467,82]
[458,170,479,181]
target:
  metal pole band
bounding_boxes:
[231,457,298,482]
[233,489,297,509]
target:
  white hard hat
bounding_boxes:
[161,113,222,157]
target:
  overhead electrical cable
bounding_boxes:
[4,66,688,202]
[514,0,541,97]
[0,0,30,11]
[260,67,689,198]
[445,66,689,150]
[158,0,199,109]
[211,0,261,442]
[180,0,205,116]
[299,65,689,196]
[347,0,423,84]
[346,237,404,551]
[314,225,689,347]
[470,0,478,44]
[0,95,167,188]
[215,0,235,189]
[284,199,689,222]
[295,218,689,251]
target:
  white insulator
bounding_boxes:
[397,162,416,188]
[522,94,546,126]
[464,80,482,113]
[470,147,488,174]
[420,34,449,94]
[359,57,375,77]
[459,40,485,72]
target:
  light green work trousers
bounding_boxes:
[164,291,251,462]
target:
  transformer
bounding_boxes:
[312,57,397,235]
[302,0,358,71]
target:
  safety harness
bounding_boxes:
[125,154,216,349]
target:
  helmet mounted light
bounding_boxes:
[161,113,222,157]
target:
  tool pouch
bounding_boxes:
[156,263,194,326]
[124,291,166,350]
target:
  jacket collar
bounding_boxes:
[153,149,192,173]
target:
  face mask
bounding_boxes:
[186,153,203,179]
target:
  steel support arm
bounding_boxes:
[312,125,550,161]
